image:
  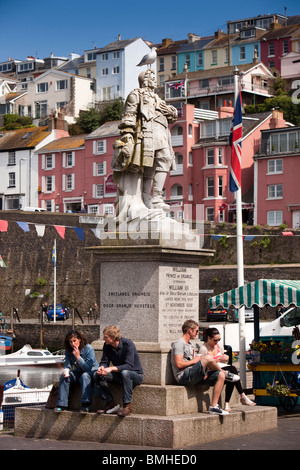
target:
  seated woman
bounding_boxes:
[55,330,98,413]
[200,327,255,412]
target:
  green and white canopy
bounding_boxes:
[208,279,300,309]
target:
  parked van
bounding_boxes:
[259,306,300,340]
[22,207,46,212]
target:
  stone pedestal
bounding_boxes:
[87,241,214,385]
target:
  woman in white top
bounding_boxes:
[200,327,255,412]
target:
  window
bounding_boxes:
[113,51,120,59]
[268,43,275,56]
[185,54,190,68]
[207,177,215,197]
[101,53,108,61]
[8,172,15,187]
[171,56,176,70]
[66,152,74,167]
[283,40,289,54]
[218,148,223,165]
[218,76,234,86]
[211,50,217,64]
[218,176,223,196]
[207,148,214,166]
[46,176,53,192]
[102,68,109,75]
[35,101,47,118]
[46,154,54,169]
[200,79,209,88]
[188,152,193,166]
[56,80,68,90]
[159,58,164,72]
[8,151,16,165]
[197,52,203,67]
[102,87,111,100]
[103,204,114,215]
[87,52,97,61]
[267,210,282,226]
[37,82,48,93]
[188,124,192,137]
[206,207,214,222]
[270,131,300,153]
[95,162,106,176]
[57,101,67,110]
[96,184,104,197]
[66,174,73,191]
[113,66,119,74]
[171,184,183,198]
[94,140,106,154]
[268,184,282,199]
[268,159,282,174]
[240,46,246,60]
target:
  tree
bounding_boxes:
[72,99,124,134]
[245,94,300,126]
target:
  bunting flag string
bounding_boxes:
[54,225,66,239]
[0,255,7,268]
[0,218,299,242]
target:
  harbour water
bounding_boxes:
[0,365,62,388]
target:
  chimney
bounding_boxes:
[162,38,174,47]
[253,48,259,64]
[214,29,226,39]
[188,33,200,43]
[270,108,284,128]
[270,21,282,30]
[118,34,121,41]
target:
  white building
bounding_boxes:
[15,69,96,124]
[95,37,156,101]
[0,119,69,210]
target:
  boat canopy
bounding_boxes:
[208,279,300,309]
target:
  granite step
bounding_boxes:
[14,405,277,448]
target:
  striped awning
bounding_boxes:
[208,279,300,309]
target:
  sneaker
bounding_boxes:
[97,400,117,415]
[80,404,91,413]
[208,404,229,416]
[54,406,67,412]
[225,371,240,382]
[106,404,121,414]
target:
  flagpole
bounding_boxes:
[53,239,57,324]
[233,67,246,388]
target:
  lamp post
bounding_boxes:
[19,158,26,209]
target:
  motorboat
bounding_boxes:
[0,371,52,421]
[0,334,14,353]
[0,345,65,367]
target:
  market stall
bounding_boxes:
[208,279,300,409]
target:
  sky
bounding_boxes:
[0,0,299,63]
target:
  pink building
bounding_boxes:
[167,104,287,224]
[37,122,119,214]
[254,125,300,228]
[37,105,288,223]
[37,135,87,213]
[260,24,300,73]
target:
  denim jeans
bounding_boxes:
[57,370,94,407]
[94,369,143,404]
[179,361,220,387]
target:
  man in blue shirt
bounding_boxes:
[94,325,143,417]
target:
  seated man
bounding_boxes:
[94,325,143,417]
[171,319,239,415]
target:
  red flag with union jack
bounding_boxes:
[169,80,185,90]
[229,90,242,192]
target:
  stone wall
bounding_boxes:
[1,211,299,322]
